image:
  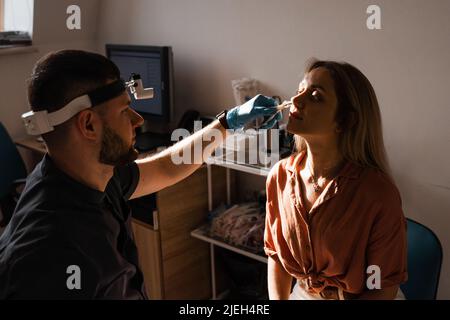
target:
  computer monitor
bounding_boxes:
[106,44,174,134]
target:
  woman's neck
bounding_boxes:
[303,140,344,179]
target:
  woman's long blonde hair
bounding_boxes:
[294,59,391,175]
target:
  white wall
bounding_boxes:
[97,0,450,299]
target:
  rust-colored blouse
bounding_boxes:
[264,151,408,295]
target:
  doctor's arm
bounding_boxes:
[130,119,226,199]
[130,94,280,199]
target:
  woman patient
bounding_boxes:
[264,60,407,300]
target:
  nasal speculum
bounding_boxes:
[257,101,292,128]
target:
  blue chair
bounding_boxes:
[0,122,27,227]
[400,218,443,300]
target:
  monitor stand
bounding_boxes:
[134,131,171,152]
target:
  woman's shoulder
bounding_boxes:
[268,152,302,180]
[358,166,402,204]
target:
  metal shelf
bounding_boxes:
[193,151,276,299]
[191,225,268,264]
[207,156,271,177]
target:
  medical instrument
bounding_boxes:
[126,73,154,100]
[256,100,292,129]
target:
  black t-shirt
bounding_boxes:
[0,154,147,299]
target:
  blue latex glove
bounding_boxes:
[226,94,280,130]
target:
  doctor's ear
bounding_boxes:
[76,109,102,139]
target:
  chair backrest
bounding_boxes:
[400,218,443,300]
[0,122,27,197]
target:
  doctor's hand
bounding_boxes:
[226,94,281,130]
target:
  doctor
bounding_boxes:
[0,49,280,299]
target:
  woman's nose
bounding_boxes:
[291,91,306,110]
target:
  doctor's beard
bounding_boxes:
[99,123,138,166]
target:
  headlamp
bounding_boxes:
[21,74,153,135]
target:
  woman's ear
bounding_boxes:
[337,111,357,132]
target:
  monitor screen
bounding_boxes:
[106,44,173,124]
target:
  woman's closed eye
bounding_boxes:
[311,90,322,102]
[296,89,322,102]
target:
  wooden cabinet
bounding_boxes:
[131,220,163,299]
[131,165,228,299]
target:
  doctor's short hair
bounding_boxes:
[26,50,120,147]
[294,59,390,176]
[27,49,120,113]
